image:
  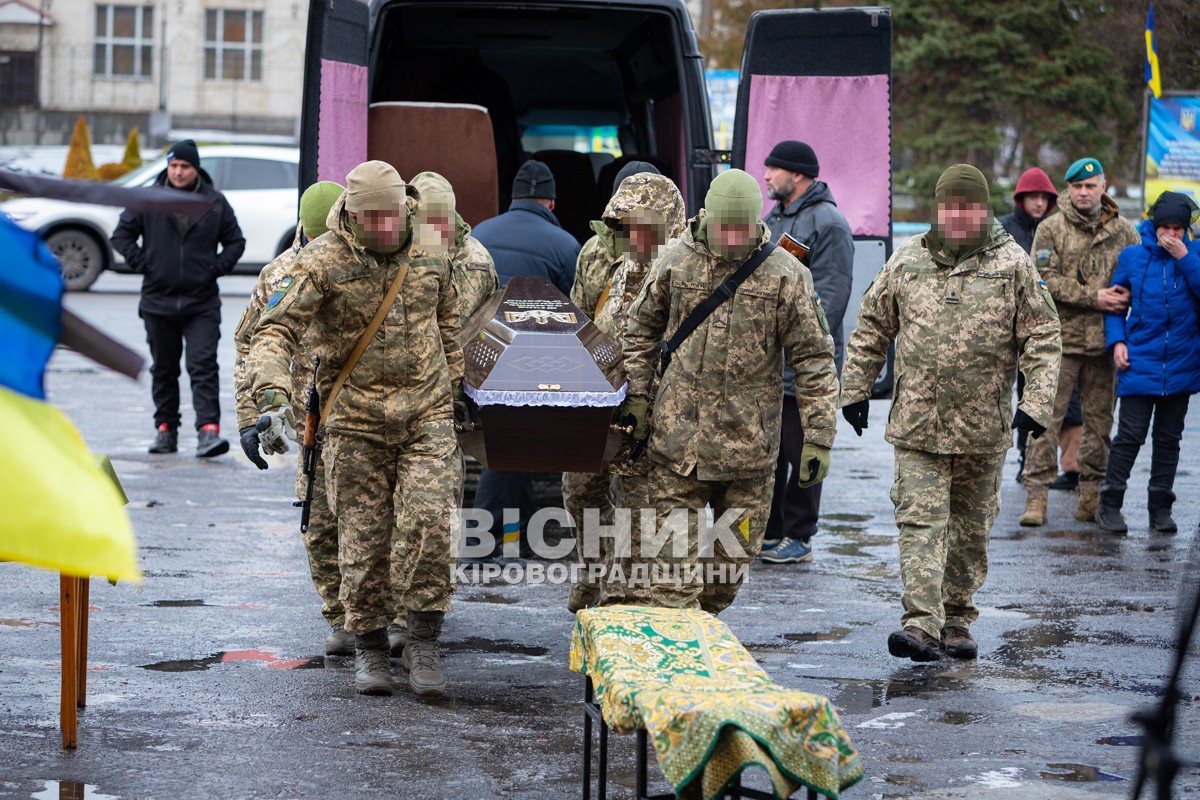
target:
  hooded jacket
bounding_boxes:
[763,180,854,372]
[471,199,580,297]
[1031,190,1140,356]
[998,168,1058,253]
[1105,219,1200,397]
[111,166,245,316]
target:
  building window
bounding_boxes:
[93,4,154,80]
[204,9,263,81]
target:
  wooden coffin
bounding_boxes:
[460,276,626,472]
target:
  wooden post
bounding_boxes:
[76,576,89,707]
[59,575,78,749]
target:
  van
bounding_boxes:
[300,0,894,390]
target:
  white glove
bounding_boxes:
[255,405,295,454]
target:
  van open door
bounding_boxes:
[731,7,894,395]
[299,0,369,192]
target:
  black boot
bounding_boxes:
[353,628,393,695]
[149,423,177,454]
[1094,489,1127,534]
[1148,489,1177,534]
[402,611,446,697]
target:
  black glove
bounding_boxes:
[1012,409,1047,440]
[842,399,869,436]
[239,426,269,470]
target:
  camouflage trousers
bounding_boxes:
[293,449,342,626]
[563,468,615,606]
[323,417,460,635]
[598,474,654,606]
[1023,353,1115,495]
[390,451,466,625]
[638,464,771,614]
[891,447,1004,638]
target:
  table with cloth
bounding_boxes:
[570,605,863,800]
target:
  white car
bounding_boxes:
[2,145,299,291]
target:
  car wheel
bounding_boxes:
[47,227,106,292]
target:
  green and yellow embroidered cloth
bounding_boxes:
[570,605,863,800]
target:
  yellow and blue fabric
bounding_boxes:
[0,215,140,582]
[570,605,863,800]
[1145,2,1161,99]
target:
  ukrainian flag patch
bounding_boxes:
[266,277,294,309]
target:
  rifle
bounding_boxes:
[294,357,321,533]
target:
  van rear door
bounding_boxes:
[299,0,370,191]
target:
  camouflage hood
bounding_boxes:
[454,212,471,251]
[602,173,686,241]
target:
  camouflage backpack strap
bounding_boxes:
[320,261,410,422]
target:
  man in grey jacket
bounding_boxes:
[760,140,854,564]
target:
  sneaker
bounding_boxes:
[759,539,783,555]
[1050,471,1079,491]
[325,624,355,656]
[940,626,978,660]
[196,424,229,458]
[759,537,813,564]
[149,423,177,454]
[887,626,942,662]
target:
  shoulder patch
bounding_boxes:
[266,277,294,309]
[1035,248,1051,268]
[1038,279,1056,313]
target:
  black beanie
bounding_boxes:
[1151,191,1197,229]
[512,160,556,200]
[166,139,200,170]
[764,140,819,178]
[612,160,660,194]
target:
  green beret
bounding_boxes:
[1064,157,1103,183]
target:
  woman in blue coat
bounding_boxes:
[1097,192,1200,534]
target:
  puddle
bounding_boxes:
[464,592,520,605]
[824,513,873,522]
[1040,763,1123,782]
[140,650,326,672]
[937,710,986,725]
[0,618,57,628]
[32,782,120,800]
[784,627,853,643]
[831,674,969,713]
[145,599,208,607]
[442,637,548,657]
[1097,735,1143,746]
[883,774,922,787]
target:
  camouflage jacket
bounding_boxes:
[571,222,618,318]
[841,224,1061,455]
[1032,191,1138,356]
[451,214,499,340]
[233,223,311,432]
[623,214,839,481]
[248,193,462,436]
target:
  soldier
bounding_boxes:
[1020,157,1139,526]
[841,164,1061,662]
[386,171,496,654]
[619,169,839,613]
[247,161,463,698]
[232,180,348,655]
[562,171,684,611]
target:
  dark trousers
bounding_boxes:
[1101,393,1190,495]
[473,469,539,556]
[1016,371,1081,459]
[141,306,221,430]
[765,394,822,542]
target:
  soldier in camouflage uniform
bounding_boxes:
[232,180,348,655]
[247,161,462,698]
[841,164,1061,662]
[563,171,685,611]
[386,171,496,653]
[620,169,839,614]
[1020,157,1139,526]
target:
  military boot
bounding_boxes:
[402,611,447,697]
[325,623,355,656]
[941,626,978,660]
[387,621,407,655]
[1094,489,1127,535]
[1074,483,1099,522]
[1148,489,1178,534]
[567,580,599,614]
[353,628,393,696]
[1019,493,1047,527]
[887,626,942,662]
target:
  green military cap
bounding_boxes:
[1064,157,1103,183]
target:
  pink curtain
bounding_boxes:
[318,59,368,184]
[746,74,890,237]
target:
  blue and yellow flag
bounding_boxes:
[1145,2,1162,99]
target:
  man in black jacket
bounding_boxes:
[112,140,245,456]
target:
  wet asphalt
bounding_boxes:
[2,273,1199,799]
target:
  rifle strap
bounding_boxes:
[657,241,776,376]
[320,260,410,422]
